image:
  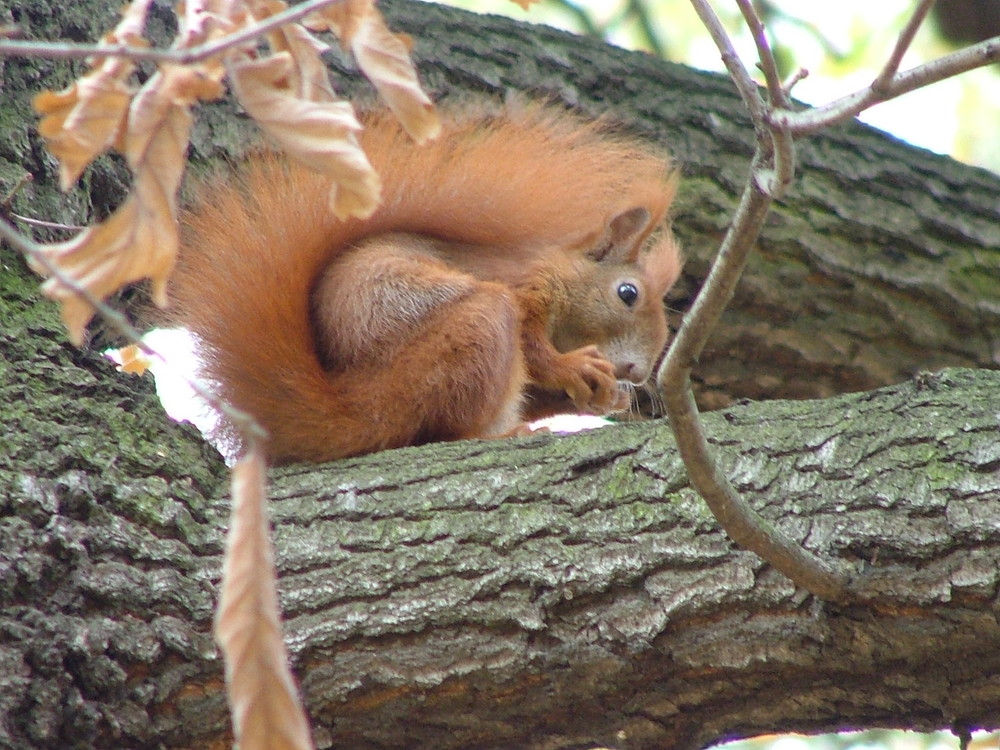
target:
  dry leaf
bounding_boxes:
[311,0,440,144]
[508,0,540,9]
[228,52,381,220]
[32,64,222,342]
[215,450,315,750]
[177,0,244,47]
[32,0,158,189]
[257,0,339,103]
[111,343,152,375]
[347,10,441,143]
[34,53,136,190]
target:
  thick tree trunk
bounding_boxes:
[3,1,1000,749]
[3,346,1000,748]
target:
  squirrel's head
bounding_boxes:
[551,206,681,385]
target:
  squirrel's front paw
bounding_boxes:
[552,345,627,415]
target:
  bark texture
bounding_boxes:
[3,332,1000,748]
[3,1,1000,749]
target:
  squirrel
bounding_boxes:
[167,100,681,464]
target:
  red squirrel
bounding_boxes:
[167,101,681,464]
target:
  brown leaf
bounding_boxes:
[33,56,135,190]
[32,0,157,190]
[215,450,315,750]
[228,52,381,219]
[31,64,221,342]
[347,8,441,143]
[176,0,245,47]
[32,172,174,343]
[310,0,440,144]
[111,344,152,375]
[258,0,339,103]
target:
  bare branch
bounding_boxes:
[669,0,1000,603]
[1,172,33,213]
[733,0,794,196]
[10,214,84,232]
[664,2,845,601]
[0,0,346,65]
[771,34,1000,135]
[872,0,936,93]
[736,0,788,109]
[656,155,853,603]
[782,67,809,97]
[688,0,767,127]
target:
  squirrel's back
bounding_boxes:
[169,101,678,462]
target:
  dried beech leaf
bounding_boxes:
[113,0,152,40]
[33,56,135,190]
[259,0,338,102]
[32,187,173,344]
[348,11,440,143]
[178,0,244,46]
[216,450,315,750]
[229,53,381,219]
[307,0,370,37]
[311,0,440,144]
[125,64,223,170]
[31,65,220,342]
[112,344,152,375]
[32,0,157,190]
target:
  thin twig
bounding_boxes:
[688,0,768,128]
[0,215,267,445]
[782,67,809,97]
[689,0,793,198]
[733,0,794,197]
[771,34,1000,135]
[658,158,851,602]
[9,212,84,232]
[1,173,33,213]
[669,1,849,602]
[0,0,345,64]
[736,0,788,109]
[670,1,998,602]
[872,0,935,93]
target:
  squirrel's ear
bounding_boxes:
[590,207,652,263]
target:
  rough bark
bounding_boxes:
[3,1,1000,749]
[3,320,1000,749]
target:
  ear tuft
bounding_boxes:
[590,207,652,263]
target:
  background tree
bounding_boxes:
[1,0,1000,748]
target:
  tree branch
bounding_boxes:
[770,33,1000,135]
[662,1,847,602]
[664,0,999,603]
[0,0,346,64]
[658,151,852,603]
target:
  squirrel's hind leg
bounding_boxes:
[312,237,527,451]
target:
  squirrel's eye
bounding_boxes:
[617,282,639,307]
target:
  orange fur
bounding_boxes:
[168,101,681,463]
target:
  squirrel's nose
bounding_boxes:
[615,361,647,384]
